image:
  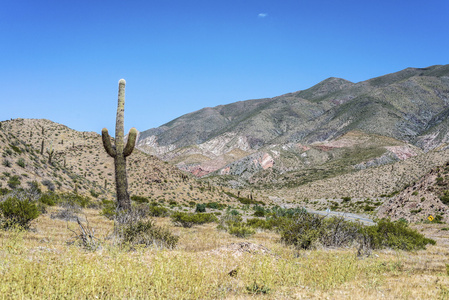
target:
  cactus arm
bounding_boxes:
[123,127,137,157]
[101,128,117,158]
[115,79,126,154]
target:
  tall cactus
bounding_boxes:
[102,79,137,211]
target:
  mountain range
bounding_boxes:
[136,65,449,187]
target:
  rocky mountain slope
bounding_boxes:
[0,118,248,205]
[137,65,449,186]
[377,162,449,223]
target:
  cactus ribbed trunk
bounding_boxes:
[102,79,137,211]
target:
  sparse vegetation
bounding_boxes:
[171,212,218,228]
[0,192,40,229]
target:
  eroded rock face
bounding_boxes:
[136,135,177,157]
[385,145,418,160]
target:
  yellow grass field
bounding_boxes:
[1,208,449,299]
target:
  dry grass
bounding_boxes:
[1,209,449,299]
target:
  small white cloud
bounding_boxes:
[258,13,268,18]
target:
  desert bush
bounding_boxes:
[320,217,362,248]
[7,175,21,189]
[60,193,92,208]
[246,218,268,229]
[41,179,55,192]
[363,205,375,212]
[0,194,40,229]
[148,204,169,217]
[253,204,267,217]
[361,219,436,251]
[118,219,178,249]
[237,197,264,205]
[268,206,307,219]
[246,281,271,295]
[171,212,218,228]
[280,210,435,251]
[206,202,226,210]
[227,222,255,238]
[217,212,243,229]
[280,211,324,249]
[9,144,21,154]
[101,199,116,219]
[131,195,149,203]
[51,206,79,222]
[253,210,265,217]
[16,158,25,168]
[439,191,449,205]
[2,159,11,167]
[0,188,9,196]
[217,212,255,237]
[229,209,240,215]
[195,203,206,213]
[89,189,100,198]
[39,192,59,206]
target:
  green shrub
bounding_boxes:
[217,211,256,237]
[118,219,178,249]
[171,212,218,228]
[342,196,351,202]
[363,205,375,212]
[39,192,59,206]
[41,180,55,192]
[253,210,265,217]
[320,217,362,248]
[253,204,266,217]
[237,197,264,205]
[227,223,255,238]
[361,219,436,251]
[0,195,40,229]
[195,203,206,213]
[148,205,169,217]
[131,195,149,203]
[90,190,100,198]
[9,144,22,154]
[280,212,324,249]
[229,209,240,216]
[0,188,10,196]
[246,281,270,295]
[7,175,21,189]
[206,202,226,210]
[101,199,116,219]
[2,159,11,167]
[268,206,307,219]
[439,191,449,205]
[246,218,276,230]
[217,213,242,230]
[61,193,92,208]
[16,158,25,168]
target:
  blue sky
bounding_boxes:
[1,0,448,134]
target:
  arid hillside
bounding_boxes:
[0,118,258,205]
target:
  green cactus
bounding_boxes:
[102,79,137,211]
[46,142,54,164]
